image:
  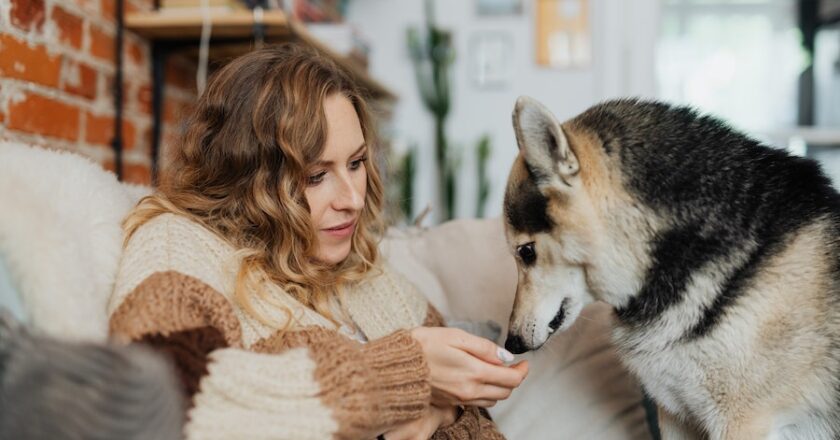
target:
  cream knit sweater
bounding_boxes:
[108,213,503,440]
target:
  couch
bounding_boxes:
[0,141,652,439]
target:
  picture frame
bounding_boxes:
[469,32,514,89]
[476,0,523,16]
[535,0,591,69]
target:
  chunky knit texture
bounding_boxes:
[108,213,503,439]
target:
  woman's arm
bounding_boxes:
[109,270,431,440]
[110,215,432,440]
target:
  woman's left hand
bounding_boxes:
[380,405,459,440]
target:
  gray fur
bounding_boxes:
[0,312,184,440]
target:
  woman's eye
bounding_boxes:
[308,171,326,186]
[516,242,537,265]
[350,155,368,170]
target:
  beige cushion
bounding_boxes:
[383,218,650,439]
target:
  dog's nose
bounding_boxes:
[504,333,528,354]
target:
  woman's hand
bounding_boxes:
[410,326,529,407]
[381,405,458,440]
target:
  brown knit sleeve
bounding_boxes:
[252,325,432,439]
[109,270,242,406]
[423,302,447,327]
[432,406,506,440]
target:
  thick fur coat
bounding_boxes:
[502,97,840,439]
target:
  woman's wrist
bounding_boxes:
[437,404,461,428]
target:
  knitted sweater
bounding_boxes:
[108,213,504,440]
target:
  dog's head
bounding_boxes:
[504,97,644,353]
[502,97,607,354]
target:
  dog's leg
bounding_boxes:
[658,407,705,440]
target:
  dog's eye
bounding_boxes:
[516,242,536,265]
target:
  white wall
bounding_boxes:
[347,0,660,222]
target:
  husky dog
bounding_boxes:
[502,97,840,439]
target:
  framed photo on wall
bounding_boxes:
[469,32,514,88]
[476,0,522,16]
[535,0,591,68]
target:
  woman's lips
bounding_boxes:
[322,220,355,238]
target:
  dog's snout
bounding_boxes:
[504,333,528,354]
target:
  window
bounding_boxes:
[657,0,808,134]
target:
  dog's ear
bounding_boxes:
[512,96,579,186]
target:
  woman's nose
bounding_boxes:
[333,174,364,212]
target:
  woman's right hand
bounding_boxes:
[410,326,529,408]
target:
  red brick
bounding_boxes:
[52,6,84,49]
[103,73,129,103]
[90,25,114,61]
[102,159,116,174]
[136,83,152,114]
[85,112,136,150]
[101,159,150,184]
[62,60,97,99]
[71,0,99,14]
[0,35,62,88]
[165,58,196,91]
[101,0,116,21]
[125,38,145,66]
[99,1,147,21]
[8,93,80,141]
[123,162,151,185]
[125,0,141,14]
[163,96,195,124]
[11,0,46,33]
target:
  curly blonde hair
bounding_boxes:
[123,44,384,326]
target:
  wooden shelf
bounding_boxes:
[125,9,396,101]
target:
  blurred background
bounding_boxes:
[0,0,837,225]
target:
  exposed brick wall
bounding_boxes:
[0,0,198,185]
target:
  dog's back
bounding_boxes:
[582,101,840,438]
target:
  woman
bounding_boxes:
[108,44,528,439]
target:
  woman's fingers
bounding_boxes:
[463,399,497,408]
[511,360,529,377]
[477,384,514,401]
[477,362,528,389]
[448,328,513,365]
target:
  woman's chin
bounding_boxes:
[315,243,352,265]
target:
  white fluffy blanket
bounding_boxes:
[0,142,146,341]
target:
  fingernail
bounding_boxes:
[497,347,514,362]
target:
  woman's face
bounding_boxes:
[304,93,368,265]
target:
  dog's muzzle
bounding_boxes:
[504,333,528,354]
